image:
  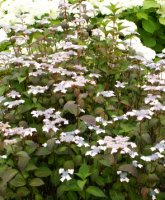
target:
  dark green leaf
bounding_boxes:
[86,186,106,198]
[10,174,26,187]
[29,178,44,187]
[34,167,51,178]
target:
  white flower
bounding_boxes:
[4,99,24,108]
[4,127,36,138]
[42,119,59,133]
[132,160,143,168]
[4,139,17,145]
[150,101,165,111]
[115,81,127,88]
[74,136,89,147]
[59,168,74,182]
[124,36,156,61]
[92,28,105,40]
[28,85,48,95]
[85,145,105,157]
[7,90,21,99]
[29,70,46,77]
[141,152,164,162]
[97,90,115,98]
[31,108,55,118]
[0,155,7,159]
[60,130,80,143]
[144,94,161,104]
[151,140,165,153]
[88,125,105,134]
[42,143,47,147]
[126,109,154,121]
[150,188,159,200]
[117,171,129,182]
[113,114,128,121]
[0,29,8,42]
[98,135,137,156]
[96,117,111,126]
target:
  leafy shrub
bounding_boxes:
[0,1,164,200]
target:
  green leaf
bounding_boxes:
[136,12,148,20]
[143,36,156,47]
[10,174,26,187]
[77,180,87,190]
[51,170,60,186]
[35,147,51,156]
[26,163,38,171]
[110,191,125,200]
[86,186,106,198]
[63,101,80,116]
[76,163,91,180]
[143,0,159,9]
[142,20,157,33]
[118,164,137,177]
[29,178,44,187]
[2,168,18,183]
[79,115,96,126]
[0,85,7,95]
[17,76,27,83]
[159,17,165,25]
[16,187,30,197]
[34,167,51,178]
[16,151,30,171]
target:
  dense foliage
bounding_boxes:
[0,1,165,200]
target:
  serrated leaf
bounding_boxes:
[17,76,27,83]
[77,180,87,190]
[34,167,51,178]
[79,115,96,126]
[35,147,51,156]
[29,178,44,187]
[110,190,125,200]
[16,151,30,171]
[76,163,91,180]
[86,186,106,198]
[2,168,18,183]
[10,174,26,187]
[118,164,137,177]
[16,187,30,197]
[64,101,80,116]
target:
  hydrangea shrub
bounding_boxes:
[0,1,164,200]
